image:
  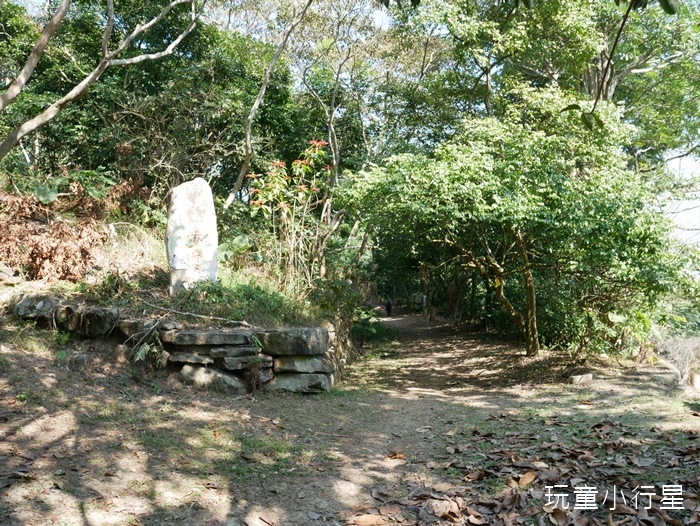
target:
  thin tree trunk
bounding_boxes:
[512,228,539,356]
[224,0,315,208]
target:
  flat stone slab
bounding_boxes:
[169,352,215,365]
[265,373,333,393]
[160,329,251,346]
[253,327,329,356]
[219,354,273,370]
[209,346,259,358]
[179,364,246,394]
[274,356,331,374]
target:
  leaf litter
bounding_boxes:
[346,415,699,525]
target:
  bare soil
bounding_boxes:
[1,310,699,526]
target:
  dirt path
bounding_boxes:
[1,313,699,526]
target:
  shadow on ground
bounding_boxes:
[1,313,698,525]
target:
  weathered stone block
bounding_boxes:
[14,295,58,322]
[160,329,251,346]
[258,368,274,384]
[253,327,329,356]
[179,364,246,394]
[219,354,273,370]
[166,178,218,295]
[273,356,331,374]
[168,352,215,365]
[265,373,333,393]
[209,346,258,358]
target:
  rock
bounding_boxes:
[160,319,182,331]
[77,307,120,337]
[166,178,218,295]
[114,344,132,364]
[569,373,594,385]
[0,263,22,285]
[254,327,329,356]
[689,372,700,390]
[117,319,158,338]
[209,346,259,358]
[168,352,215,365]
[273,356,331,374]
[259,368,274,383]
[652,373,680,386]
[219,354,273,370]
[266,373,333,393]
[54,304,78,330]
[68,354,88,370]
[160,329,251,346]
[14,295,59,322]
[179,364,246,394]
[321,321,337,347]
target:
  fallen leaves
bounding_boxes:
[346,418,698,526]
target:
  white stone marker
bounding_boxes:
[166,178,218,295]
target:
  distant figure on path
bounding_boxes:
[385,298,393,317]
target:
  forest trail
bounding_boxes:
[1,313,698,526]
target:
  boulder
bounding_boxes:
[160,329,251,346]
[166,178,218,295]
[265,373,333,393]
[179,364,246,394]
[273,356,331,374]
[253,327,329,356]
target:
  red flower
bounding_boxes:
[272,161,286,168]
[309,140,328,147]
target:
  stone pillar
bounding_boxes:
[166,178,218,295]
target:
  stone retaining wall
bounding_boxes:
[12,294,354,394]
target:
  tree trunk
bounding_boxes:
[512,228,539,356]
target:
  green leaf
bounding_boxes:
[522,0,533,8]
[30,182,59,204]
[658,0,678,15]
[591,112,605,129]
[134,343,150,362]
[561,103,582,113]
[580,112,595,131]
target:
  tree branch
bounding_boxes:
[0,0,72,112]
[224,0,315,208]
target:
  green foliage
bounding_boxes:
[174,274,323,327]
[344,86,683,354]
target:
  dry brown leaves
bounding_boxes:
[345,416,700,526]
[0,191,108,281]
